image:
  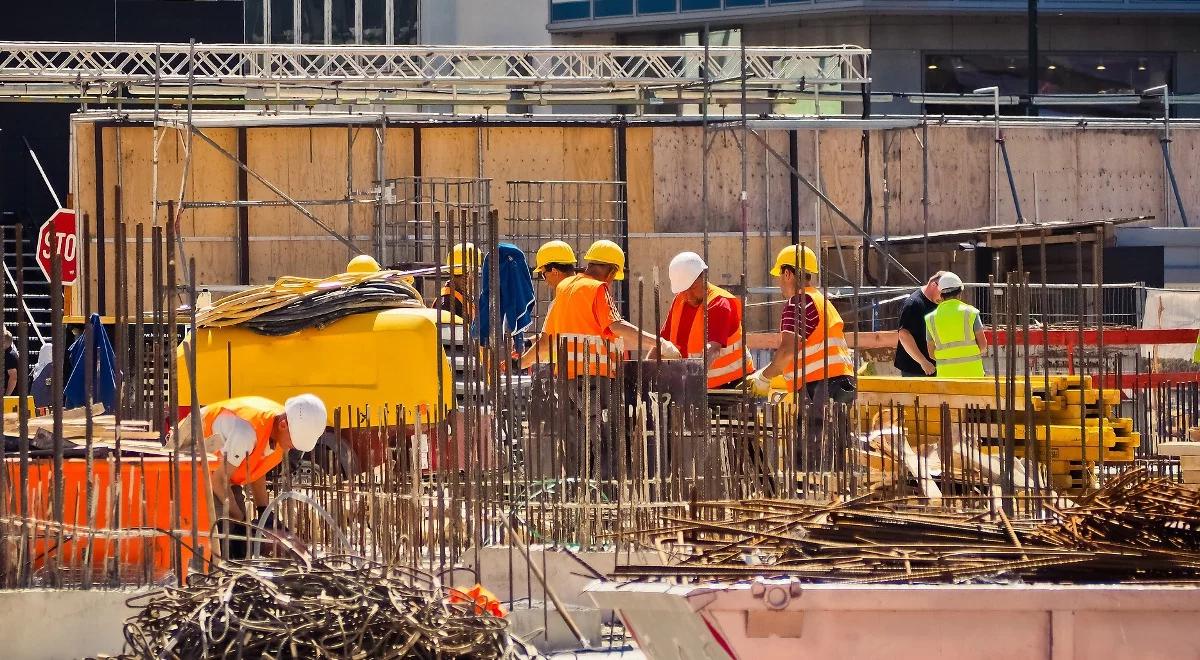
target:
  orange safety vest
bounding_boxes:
[664,284,754,388]
[777,287,854,390]
[202,396,285,486]
[440,285,474,321]
[542,274,621,379]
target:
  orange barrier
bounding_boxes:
[6,457,212,581]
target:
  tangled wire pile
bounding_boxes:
[197,271,423,336]
[613,468,1200,584]
[119,556,530,659]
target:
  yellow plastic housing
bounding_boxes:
[177,308,454,425]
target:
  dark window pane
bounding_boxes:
[724,0,765,6]
[924,52,1174,118]
[270,0,293,43]
[594,0,634,17]
[331,0,355,44]
[550,0,591,21]
[770,0,805,3]
[363,0,385,45]
[639,0,677,13]
[245,0,265,43]
[300,0,323,44]
[682,0,720,8]
[394,0,417,44]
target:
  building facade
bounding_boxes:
[548,1,1200,117]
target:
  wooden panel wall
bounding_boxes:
[72,119,1196,316]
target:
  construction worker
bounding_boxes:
[178,394,327,557]
[925,272,987,378]
[661,251,753,389]
[519,239,680,479]
[436,242,483,322]
[745,245,855,470]
[1194,329,1200,364]
[894,271,945,377]
[532,239,578,295]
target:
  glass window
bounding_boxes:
[300,0,324,44]
[594,0,634,17]
[724,0,765,6]
[924,52,1173,117]
[363,0,385,45]
[245,0,265,44]
[550,0,591,21]
[638,0,677,13]
[270,0,293,43]
[681,0,720,8]
[331,0,356,44]
[394,0,418,44]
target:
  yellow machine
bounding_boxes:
[177,308,454,423]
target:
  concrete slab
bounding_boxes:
[0,589,144,659]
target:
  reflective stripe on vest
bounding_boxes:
[777,287,854,389]
[542,274,621,379]
[441,285,474,321]
[202,396,285,486]
[925,300,985,378]
[663,284,755,388]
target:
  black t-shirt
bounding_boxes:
[893,290,938,373]
[3,347,18,393]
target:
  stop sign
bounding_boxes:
[37,208,78,285]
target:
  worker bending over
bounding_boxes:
[746,245,855,469]
[519,240,680,479]
[179,394,326,557]
[894,272,944,377]
[436,242,483,322]
[925,272,987,378]
[661,251,753,389]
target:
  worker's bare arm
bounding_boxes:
[248,478,271,510]
[897,328,935,375]
[609,320,681,359]
[975,332,988,354]
[211,464,243,521]
[5,368,16,395]
[759,331,801,379]
[518,332,554,370]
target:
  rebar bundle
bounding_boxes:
[117,556,530,659]
[613,469,1200,585]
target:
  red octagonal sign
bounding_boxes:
[37,208,78,285]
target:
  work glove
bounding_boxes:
[658,340,682,360]
[745,369,772,397]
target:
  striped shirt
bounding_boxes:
[779,293,821,339]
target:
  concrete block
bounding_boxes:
[507,601,604,653]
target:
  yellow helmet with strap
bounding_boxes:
[533,240,577,275]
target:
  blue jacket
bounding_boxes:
[476,243,535,348]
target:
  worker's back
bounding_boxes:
[925,299,984,378]
[543,274,620,379]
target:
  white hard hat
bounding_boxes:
[668,251,708,294]
[284,394,327,452]
[938,271,964,292]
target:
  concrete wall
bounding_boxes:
[0,589,140,658]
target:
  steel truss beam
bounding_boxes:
[0,42,869,95]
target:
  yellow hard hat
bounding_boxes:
[533,240,577,275]
[346,254,381,274]
[446,242,483,276]
[583,239,625,281]
[769,244,820,277]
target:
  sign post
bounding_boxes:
[36,208,78,286]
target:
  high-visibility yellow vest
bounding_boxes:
[925,299,985,378]
[1193,332,1200,363]
[663,284,754,388]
